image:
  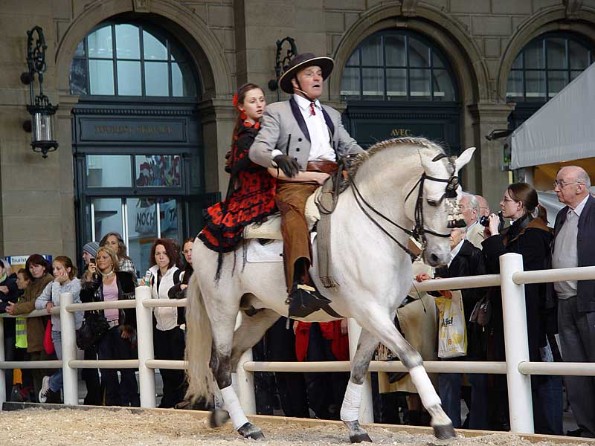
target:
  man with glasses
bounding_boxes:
[551,166,595,438]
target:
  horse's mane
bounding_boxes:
[347,137,445,178]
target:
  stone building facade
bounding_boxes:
[0,0,593,267]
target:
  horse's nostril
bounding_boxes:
[430,253,439,264]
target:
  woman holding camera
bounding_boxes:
[81,246,138,406]
[482,182,562,434]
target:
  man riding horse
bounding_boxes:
[249,53,364,318]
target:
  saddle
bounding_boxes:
[243,188,322,240]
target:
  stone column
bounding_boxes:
[468,102,515,210]
[198,98,236,195]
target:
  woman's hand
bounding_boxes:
[0,285,8,295]
[55,271,68,284]
[415,273,432,282]
[45,302,54,314]
[487,213,500,237]
[6,301,15,315]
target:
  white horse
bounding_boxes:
[185,137,475,443]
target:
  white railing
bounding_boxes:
[0,253,593,435]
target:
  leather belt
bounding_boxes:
[306,160,338,175]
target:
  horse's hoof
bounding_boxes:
[208,409,230,428]
[432,423,456,440]
[349,432,372,443]
[238,422,265,440]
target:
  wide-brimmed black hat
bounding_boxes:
[278,53,334,94]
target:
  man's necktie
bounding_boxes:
[309,102,316,116]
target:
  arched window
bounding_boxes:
[340,31,457,102]
[69,20,208,275]
[70,22,197,98]
[506,33,593,102]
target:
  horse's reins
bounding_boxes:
[348,153,459,260]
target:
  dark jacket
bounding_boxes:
[0,273,19,337]
[435,239,486,359]
[482,215,553,362]
[553,194,595,313]
[80,271,137,330]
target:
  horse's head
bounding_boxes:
[416,146,475,266]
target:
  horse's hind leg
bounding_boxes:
[230,309,280,369]
[341,328,377,443]
[209,308,264,440]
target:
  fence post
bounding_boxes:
[347,318,374,423]
[135,285,156,408]
[499,253,534,433]
[60,292,78,405]
[235,348,256,415]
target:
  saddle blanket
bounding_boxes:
[246,234,317,263]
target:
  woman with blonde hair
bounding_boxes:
[81,246,138,406]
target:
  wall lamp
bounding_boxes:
[268,36,297,93]
[21,26,58,158]
[485,129,513,141]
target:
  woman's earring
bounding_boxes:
[240,109,247,120]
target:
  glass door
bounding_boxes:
[89,196,180,277]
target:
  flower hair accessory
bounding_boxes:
[232,92,239,108]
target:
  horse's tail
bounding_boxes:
[184,270,216,402]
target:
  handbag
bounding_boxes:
[76,310,110,350]
[435,290,467,358]
[43,320,55,355]
[469,295,491,327]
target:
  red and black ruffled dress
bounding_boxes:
[199,123,277,253]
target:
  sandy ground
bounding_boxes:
[0,407,594,446]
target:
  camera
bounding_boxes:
[480,212,504,232]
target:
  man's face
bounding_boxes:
[554,167,586,207]
[292,65,324,100]
[459,196,478,226]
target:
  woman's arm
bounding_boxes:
[34,281,53,310]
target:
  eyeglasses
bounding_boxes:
[553,180,582,189]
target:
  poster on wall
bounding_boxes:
[5,254,53,273]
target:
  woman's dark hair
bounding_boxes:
[25,254,51,280]
[231,83,264,146]
[99,232,128,258]
[149,238,180,269]
[508,182,538,215]
[53,255,78,280]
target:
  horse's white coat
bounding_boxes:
[185,139,475,440]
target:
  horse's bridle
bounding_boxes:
[348,153,463,260]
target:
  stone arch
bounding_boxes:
[497,7,595,100]
[328,3,490,104]
[54,0,232,99]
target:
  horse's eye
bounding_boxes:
[426,199,439,207]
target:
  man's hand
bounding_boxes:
[273,155,300,178]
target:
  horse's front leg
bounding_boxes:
[341,328,376,443]
[210,325,264,440]
[377,321,455,440]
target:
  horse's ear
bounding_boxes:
[455,147,475,170]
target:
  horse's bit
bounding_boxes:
[348,153,464,260]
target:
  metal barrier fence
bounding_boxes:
[0,253,594,435]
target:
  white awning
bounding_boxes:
[510,62,595,169]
